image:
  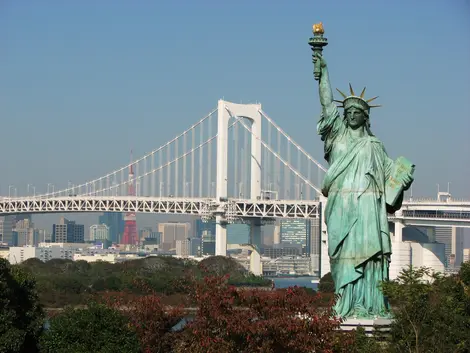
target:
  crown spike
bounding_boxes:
[349,83,355,96]
[333,99,344,104]
[369,104,382,108]
[366,96,379,103]
[360,87,366,98]
[336,88,347,98]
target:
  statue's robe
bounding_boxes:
[318,103,402,317]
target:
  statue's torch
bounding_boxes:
[308,22,328,81]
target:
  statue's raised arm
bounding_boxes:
[314,53,334,109]
[313,52,344,162]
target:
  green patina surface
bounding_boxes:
[309,25,414,318]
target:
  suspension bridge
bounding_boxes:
[1,100,469,275]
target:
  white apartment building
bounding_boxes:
[390,241,446,280]
[73,253,117,263]
[89,224,111,242]
[463,248,470,263]
[9,246,74,264]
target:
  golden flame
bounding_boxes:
[312,22,324,35]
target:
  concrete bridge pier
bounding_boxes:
[249,218,262,250]
[215,215,227,256]
[228,243,262,276]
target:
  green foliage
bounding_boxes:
[16,255,269,308]
[460,261,470,286]
[318,271,335,293]
[198,255,247,274]
[381,265,470,353]
[347,327,388,353]
[199,256,270,287]
[40,303,140,353]
[227,272,271,287]
[0,258,44,353]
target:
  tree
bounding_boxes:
[102,285,185,353]
[318,272,335,293]
[198,256,247,276]
[347,327,388,353]
[39,303,140,353]
[173,273,351,353]
[0,258,44,353]
[198,256,270,287]
[459,260,470,293]
[382,265,470,353]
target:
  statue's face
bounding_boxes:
[346,107,366,130]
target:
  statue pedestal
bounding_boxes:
[340,318,392,337]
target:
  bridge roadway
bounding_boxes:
[0,196,468,226]
[0,196,319,220]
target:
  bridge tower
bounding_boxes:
[215,100,262,256]
[121,153,139,245]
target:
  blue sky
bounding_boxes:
[1,1,469,236]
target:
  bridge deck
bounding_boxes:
[0,196,468,225]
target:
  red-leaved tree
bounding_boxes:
[173,273,353,353]
[101,279,185,353]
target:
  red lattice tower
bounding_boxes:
[121,157,139,245]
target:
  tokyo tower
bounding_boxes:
[121,153,139,245]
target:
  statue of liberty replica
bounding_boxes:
[309,23,414,318]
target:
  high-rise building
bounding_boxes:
[139,227,160,243]
[194,219,215,239]
[98,212,124,243]
[176,238,201,257]
[37,229,52,243]
[158,222,191,251]
[90,224,111,245]
[201,231,215,255]
[142,227,161,244]
[435,226,464,268]
[190,237,202,256]
[121,157,138,245]
[310,218,321,272]
[273,223,281,244]
[14,218,38,246]
[261,224,275,247]
[451,227,465,267]
[52,217,84,243]
[0,216,17,245]
[310,218,320,255]
[263,245,302,258]
[280,219,311,255]
[14,214,32,223]
[142,230,161,248]
[194,219,216,255]
[227,224,250,244]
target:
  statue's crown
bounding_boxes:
[334,84,381,112]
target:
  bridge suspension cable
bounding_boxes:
[259,109,327,172]
[224,105,322,195]
[39,108,218,198]
[73,116,242,198]
[20,103,326,201]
